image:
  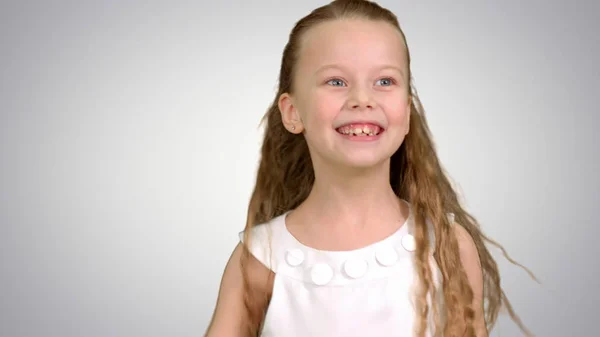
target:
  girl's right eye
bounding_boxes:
[326,78,346,87]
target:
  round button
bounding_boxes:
[401,234,416,252]
[343,259,368,279]
[310,263,334,285]
[285,248,305,266]
[375,246,398,266]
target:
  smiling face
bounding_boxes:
[279,18,411,170]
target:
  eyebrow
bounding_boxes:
[314,64,405,77]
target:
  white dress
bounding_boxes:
[240,203,448,337]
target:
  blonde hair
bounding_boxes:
[240,0,536,336]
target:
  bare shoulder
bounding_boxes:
[452,223,488,336]
[453,225,480,267]
[204,241,273,337]
[452,224,483,297]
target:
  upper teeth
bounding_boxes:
[338,125,380,136]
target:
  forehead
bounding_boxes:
[297,19,407,75]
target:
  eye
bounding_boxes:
[326,78,346,87]
[376,77,396,86]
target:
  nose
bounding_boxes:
[346,85,376,110]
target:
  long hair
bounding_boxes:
[240,0,536,336]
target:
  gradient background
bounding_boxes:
[1,1,598,336]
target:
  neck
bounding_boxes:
[300,158,404,229]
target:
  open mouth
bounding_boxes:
[335,123,383,137]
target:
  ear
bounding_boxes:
[278,93,304,134]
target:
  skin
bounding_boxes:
[205,18,487,337]
[455,224,488,337]
[280,19,411,171]
[278,19,412,250]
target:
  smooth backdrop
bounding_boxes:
[1,1,598,336]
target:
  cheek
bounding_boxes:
[383,96,410,126]
[305,92,342,126]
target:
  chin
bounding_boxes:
[337,153,391,170]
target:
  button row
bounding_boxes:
[285,234,416,286]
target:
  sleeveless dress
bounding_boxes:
[240,203,450,337]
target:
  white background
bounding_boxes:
[1,1,598,336]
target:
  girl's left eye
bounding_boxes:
[376,78,395,86]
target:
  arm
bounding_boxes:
[204,243,247,337]
[453,225,488,337]
[204,242,272,337]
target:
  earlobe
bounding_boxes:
[278,93,304,134]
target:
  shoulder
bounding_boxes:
[205,215,287,336]
[452,223,483,295]
[452,223,479,264]
[204,240,273,336]
[451,220,488,335]
[239,214,289,271]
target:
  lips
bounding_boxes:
[335,123,383,136]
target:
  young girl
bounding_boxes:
[205,1,534,336]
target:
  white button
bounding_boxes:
[285,248,304,266]
[343,259,368,279]
[310,263,334,285]
[401,234,416,252]
[375,246,398,266]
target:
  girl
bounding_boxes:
[205,0,534,336]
